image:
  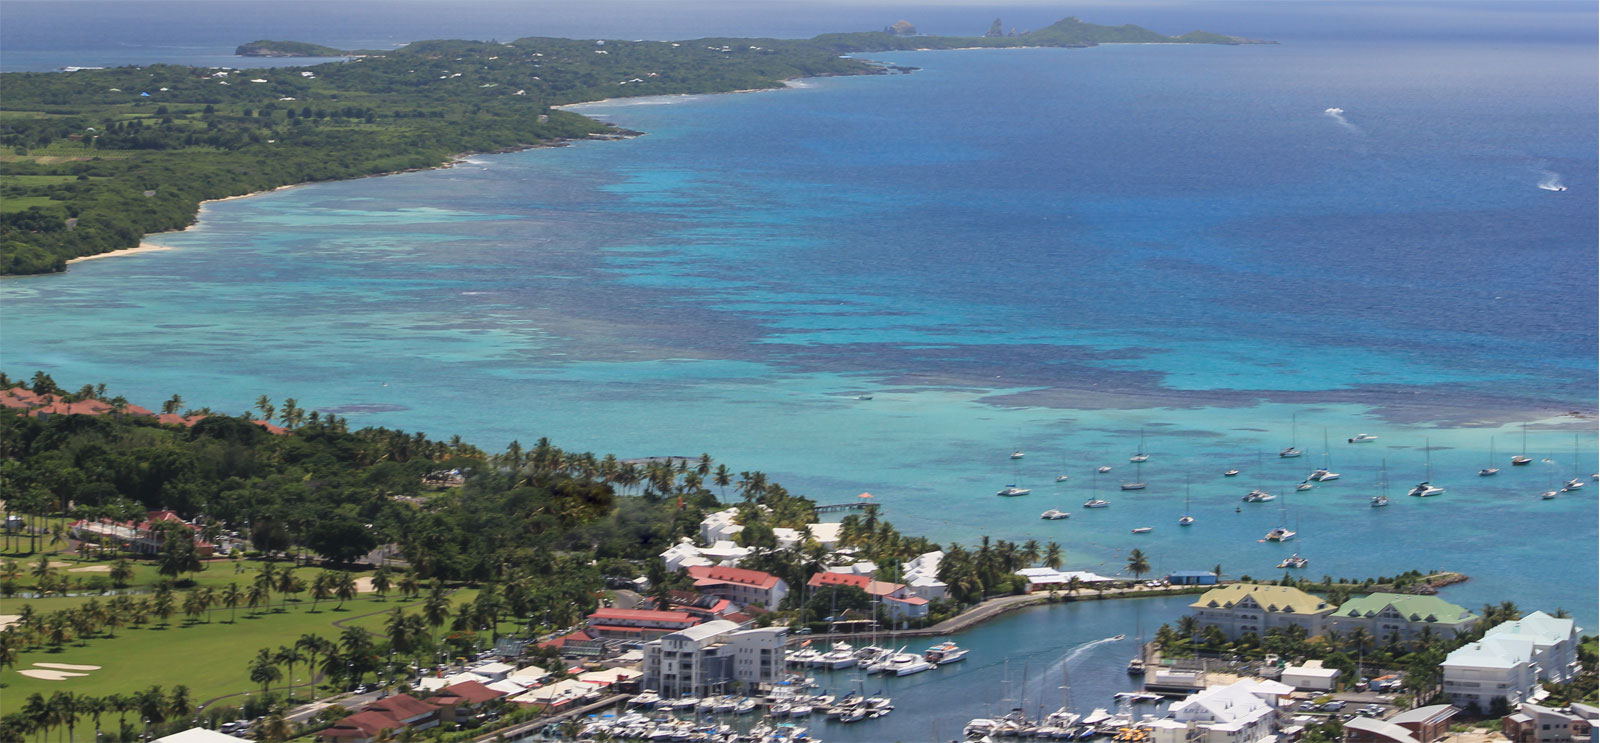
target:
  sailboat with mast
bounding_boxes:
[1243,451,1275,502]
[1479,436,1500,477]
[1540,456,1560,500]
[1084,469,1110,508]
[1280,412,1304,458]
[1371,459,1390,507]
[1129,428,1149,463]
[1179,480,1195,526]
[1511,423,1533,466]
[1309,429,1340,481]
[1562,435,1585,491]
[1263,499,1296,541]
[998,453,1031,497]
[1408,438,1445,497]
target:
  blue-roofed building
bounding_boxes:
[1168,571,1218,586]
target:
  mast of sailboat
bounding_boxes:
[1425,437,1433,482]
[1323,428,1332,469]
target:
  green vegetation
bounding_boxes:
[0,17,1259,274]
[234,40,352,58]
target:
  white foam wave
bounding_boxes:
[1538,170,1566,191]
[1324,106,1361,134]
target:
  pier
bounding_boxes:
[812,502,877,514]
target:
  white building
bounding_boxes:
[1143,679,1288,743]
[1281,659,1341,692]
[661,538,752,572]
[701,508,744,544]
[699,507,843,551]
[1328,593,1478,647]
[1443,611,1582,713]
[903,551,948,602]
[641,620,787,698]
[1015,567,1117,592]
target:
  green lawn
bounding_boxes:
[0,588,499,714]
[0,175,102,185]
[0,195,62,213]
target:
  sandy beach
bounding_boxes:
[65,242,174,264]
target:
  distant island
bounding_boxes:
[1,17,1270,275]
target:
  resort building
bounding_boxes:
[1142,678,1289,743]
[698,507,843,551]
[69,510,218,557]
[1280,659,1341,691]
[1329,593,1478,647]
[640,619,787,698]
[1188,584,1335,641]
[316,694,439,742]
[902,550,949,601]
[660,538,752,572]
[1388,704,1460,743]
[427,680,507,723]
[1442,611,1581,712]
[585,607,701,639]
[1345,717,1424,743]
[1503,702,1596,743]
[685,565,788,609]
[806,572,929,619]
[1013,567,1117,593]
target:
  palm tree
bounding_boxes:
[248,648,281,695]
[151,590,174,626]
[220,582,242,623]
[167,685,193,722]
[257,712,291,742]
[109,559,134,589]
[1020,539,1042,566]
[397,571,420,599]
[274,645,305,693]
[309,571,335,612]
[334,571,357,611]
[22,693,50,743]
[81,696,106,740]
[423,585,451,644]
[1126,549,1151,582]
[161,394,183,416]
[52,692,81,743]
[1042,541,1063,570]
[371,566,391,601]
[296,634,328,699]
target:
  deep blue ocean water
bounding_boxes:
[1,3,1596,720]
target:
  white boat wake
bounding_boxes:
[1324,106,1361,134]
[1538,170,1567,192]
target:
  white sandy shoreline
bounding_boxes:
[65,243,174,264]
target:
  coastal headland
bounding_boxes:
[0,16,1262,275]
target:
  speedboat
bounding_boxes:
[1309,469,1340,482]
[1242,490,1274,502]
[1279,447,1303,458]
[1407,481,1444,497]
[734,698,756,715]
[1264,526,1296,542]
[1564,478,1585,490]
[1224,469,1240,477]
[1370,495,1389,507]
[1120,481,1146,491]
[1011,450,1026,459]
[1131,526,1153,534]
[997,486,1031,497]
[630,690,662,708]
[1056,474,1070,482]
[1083,498,1110,508]
[1278,553,1308,569]
[924,641,969,664]
[878,652,932,676]
[1098,465,1112,473]
[1125,657,1146,675]
[1041,509,1071,520]
[1541,490,1558,500]
[1295,481,1314,491]
[1348,433,1378,443]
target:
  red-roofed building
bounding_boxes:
[537,629,592,650]
[27,398,113,418]
[70,510,215,558]
[251,419,290,435]
[687,565,789,609]
[585,607,700,638]
[155,413,208,427]
[807,572,929,620]
[428,681,506,722]
[316,695,439,742]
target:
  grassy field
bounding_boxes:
[0,195,63,213]
[0,587,503,714]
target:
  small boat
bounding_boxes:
[1131,526,1153,534]
[1178,514,1195,526]
[734,698,757,714]
[856,394,873,400]
[1309,431,1339,480]
[1541,490,1559,500]
[1178,481,1195,526]
[1408,481,1444,497]
[1125,658,1146,675]
[997,486,1032,497]
[1565,479,1584,491]
[1041,508,1071,520]
[1480,436,1500,476]
[1512,423,1532,465]
[1011,450,1026,459]
[1280,413,1303,457]
[1119,481,1146,491]
[1280,447,1303,458]
[1348,434,1378,443]
[1083,499,1110,508]
[1056,474,1071,482]
[1223,469,1240,477]
[1242,489,1274,503]
[1129,428,1149,463]
[1097,466,1112,473]
[924,641,969,665]
[1264,526,1296,542]
[1277,553,1308,569]
[1308,468,1340,482]
[1295,481,1314,491]
[1371,495,1388,507]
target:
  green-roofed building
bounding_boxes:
[1189,583,1336,641]
[1329,593,1478,647]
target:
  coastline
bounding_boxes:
[64,243,174,265]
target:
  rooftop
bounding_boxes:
[1192,583,1332,615]
[1335,593,1476,623]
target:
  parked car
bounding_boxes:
[1321,701,1346,712]
[1298,701,1319,712]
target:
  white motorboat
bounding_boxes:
[1541,490,1558,500]
[1309,468,1340,482]
[1280,447,1304,458]
[997,486,1032,497]
[1097,465,1112,473]
[1178,514,1195,525]
[734,698,757,715]
[1083,498,1110,508]
[1224,468,1240,477]
[1119,481,1146,491]
[1371,495,1388,507]
[1131,526,1153,534]
[1408,481,1444,497]
[1348,433,1378,443]
[1041,508,1071,520]
[630,690,662,708]
[816,648,857,670]
[924,641,969,665]
[1242,489,1274,502]
[1011,450,1026,459]
[1056,474,1070,482]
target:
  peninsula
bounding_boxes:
[0,17,1265,275]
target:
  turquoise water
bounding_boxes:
[2,12,1596,636]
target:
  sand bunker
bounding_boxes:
[0,615,18,630]
[18,669,88,680]
[354,577,375,593]
[34,663,102,671]
[68,565,112,573]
